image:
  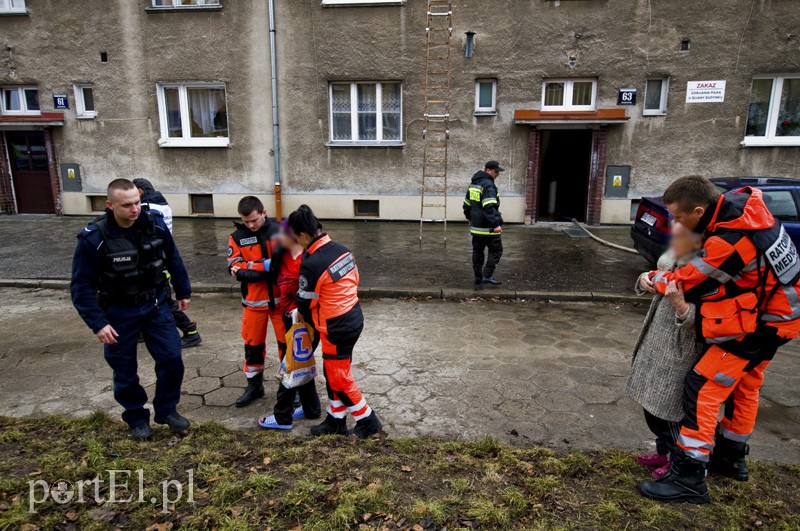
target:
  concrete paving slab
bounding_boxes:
[0,217,648,294]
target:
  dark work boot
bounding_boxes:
[639,452,710,504]
[180,323,202,349]
[131,423,154,441]
[310,414,348,437]
[235,373,265,408]
[483,276,502,286]
[154,412,191,433]
[709,433,750,482]
[474,277,483,286]
[350,411,383,439]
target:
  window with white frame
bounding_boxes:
[321,0,405,6]
[150,0,220,7]
[542,79,597,111]
[73,84,96,119]
[475,79,497,115]
[0,0,26,14]
[329,82,403,145]
[156,83,229,147]
[643,77,669,115]
[1,87,39,115]
[743,75,800,146]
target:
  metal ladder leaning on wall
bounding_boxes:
[419,0,453,244]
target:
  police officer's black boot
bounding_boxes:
[180,322,202,349]
[154,412,191,433]
[235,373,265,407]
[351,411,383,439]
[310,414,348,437]
[638,451,710,504]
[709,432,750,481]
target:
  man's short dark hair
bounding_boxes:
[238,196,265,217]
[107,178,135,199]
[663,176,721,212]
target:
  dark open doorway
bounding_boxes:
[5,131,54,214]
[537,129,593,222]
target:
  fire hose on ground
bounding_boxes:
[571,219,639,254]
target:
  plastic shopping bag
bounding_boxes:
[278,322,317,388]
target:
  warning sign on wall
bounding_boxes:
[686,81,726,103]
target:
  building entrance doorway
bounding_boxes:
[536,129,593,222]
[4,131,54,214]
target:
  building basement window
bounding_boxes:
[191,194,214,214]
[1,87,39,115]
[643,78,669,116]
[743,75,800,147]
[0,0,26,14]
[89,196,107,212]
[354,199,380,217]
[157,83,229,148]
[329,82,403,146]
[74,84,96,119]
[542,79,597,111]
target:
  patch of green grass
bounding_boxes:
[1,415,798,530]
[465,497,510,526]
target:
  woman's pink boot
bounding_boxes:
[636,453,669,469]
[651,463,671,480]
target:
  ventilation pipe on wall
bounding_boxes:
[268,0,282,219]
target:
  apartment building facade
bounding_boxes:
[1,0,799,224]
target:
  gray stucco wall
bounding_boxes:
[277,0,800,202]
[0,0,275,201]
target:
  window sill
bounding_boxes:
[740,137,800,148]
[158,138,230,148]
[145,5,223,12]
[0,9,29,16]
[76,115,97,120]
[326,141,405,148]
[642,111,667,117]
[322,0,405,6]
[474,111,497,117]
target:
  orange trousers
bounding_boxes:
[241,307,286,378]
[320,331,371,421]
[678,345,770,462]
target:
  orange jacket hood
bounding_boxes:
[710,187,775,233]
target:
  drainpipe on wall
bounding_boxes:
[268,0,282,219]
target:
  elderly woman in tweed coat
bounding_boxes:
[627,222,704,479]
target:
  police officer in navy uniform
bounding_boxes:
[71,178,192,441]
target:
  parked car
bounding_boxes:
[631,177,800,265]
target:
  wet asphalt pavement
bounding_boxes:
[0,216,650,293]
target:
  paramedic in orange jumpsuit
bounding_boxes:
[287,205,383,439]
[638,176,800,504]
[227,196,284,407]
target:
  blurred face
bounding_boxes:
[666,203,706,231]
[669,222,702,259]
[291,228,313,250]
[106,187,141,227]
[240,209,267,232]
[277,226,300,250]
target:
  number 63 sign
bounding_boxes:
[617,88,637,106]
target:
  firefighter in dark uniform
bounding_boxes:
[464,161,504,286]
[71,179,192,441]
[288,205,383,439]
